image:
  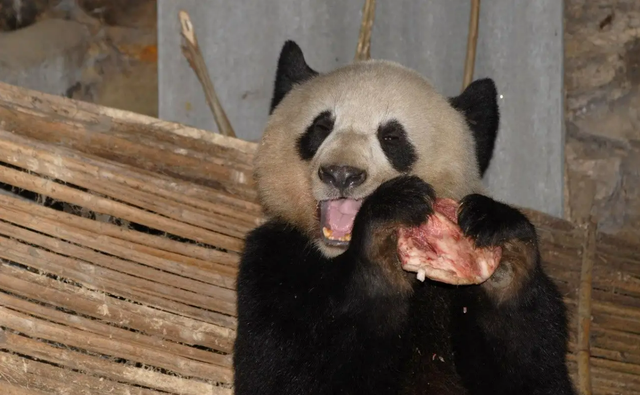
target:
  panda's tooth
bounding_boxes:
[323,227,333,239]
[323,227,353,242]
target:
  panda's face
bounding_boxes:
[255,42,499,258]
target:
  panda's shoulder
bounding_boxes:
[239,219,316,279]
[243,219,308,254]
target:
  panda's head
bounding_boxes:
[255,41,500,258]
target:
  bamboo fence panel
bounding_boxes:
[0,81,638,394]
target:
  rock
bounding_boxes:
[564,0,640,118]
[573,88,640,143]
[73,12,158,117]
[564,0,640,238]
[77,0,156,27]
[0,18,89,96]
[565,123,640,236]
[93,59,158,117]
[0,0,158,118]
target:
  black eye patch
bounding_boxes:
[377,119,417,172]
[296,111,334,161]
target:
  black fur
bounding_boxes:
[377,119,418,172]
[450,193,576,394]
[458,194,537,248]
[270,40,319,114]
[234,175,576,394]
[352,175,435,233]
[449,79,500,177]
[297,111,335,161]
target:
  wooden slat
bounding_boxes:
[0,129,262,223]
[0,350,167,395]
[0,235,236,318]
[0,264,235,352]
[0,305,232,383]
[0,164,245,252]
[1,330,223,395]
[2,381,49,395]
[0,204,237,291]
[0,191,240,267]
[0,105,257,201]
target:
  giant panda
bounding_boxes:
[233,40,577,395]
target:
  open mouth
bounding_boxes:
[317,198,364,247]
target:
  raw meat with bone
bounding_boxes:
[397,198,502,285]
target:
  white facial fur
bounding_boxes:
[254,59,486,258]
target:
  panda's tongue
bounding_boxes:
[321,199,363,240]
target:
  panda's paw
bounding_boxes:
[358,175,436,229]
[457,194,536,248]
[348,175,435,289]
[457,194,540,301]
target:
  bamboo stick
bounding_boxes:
[462,0,481,91]
[0,107,257,201]
[0,165,245,253]
[0,127,261,215]
[1,329,221,395]
[1,380,49,395]
[0,351,163,395]
[179,11,236,138]
[0,132,256,238]
[355,0,376,61]
[0,213,237,298]
[0,81,256,155]
[0,191,241,267]
[0,292,232,369]
[0,266,235,353]
[0,235,237,329]
[0,235,236,317]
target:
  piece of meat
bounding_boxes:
[397,198,502,285]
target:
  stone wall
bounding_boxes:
[564,0,640,238]
[0,0,158,117]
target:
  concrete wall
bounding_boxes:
[158,0,564,218]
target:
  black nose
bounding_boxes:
[318,165,367,190]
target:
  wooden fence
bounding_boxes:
[0,80,638,394]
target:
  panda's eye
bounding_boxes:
[297,111,335,161]
[379,122,404,143]
[313,118,333,134]
[382,130,401,142]
[377,119,417,173]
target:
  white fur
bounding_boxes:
[255,59,485,258]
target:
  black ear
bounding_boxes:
[269,41,319,114]
[449,78,500,177]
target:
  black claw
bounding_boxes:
[349,175,435,248]
[457,194,536,248]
